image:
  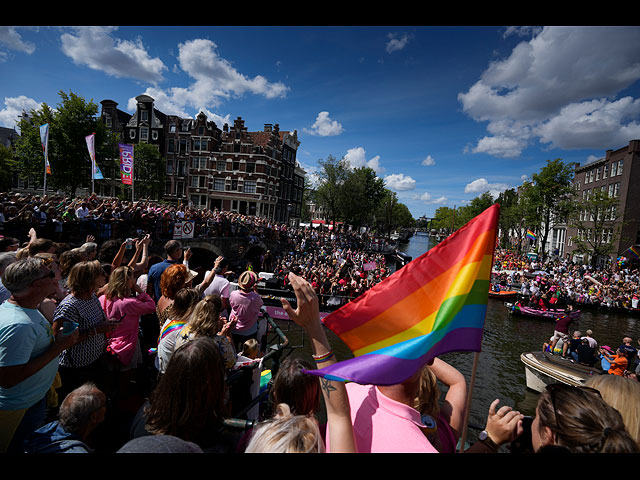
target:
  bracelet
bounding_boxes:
[312,349,334,363]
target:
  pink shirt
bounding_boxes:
[229,289,263,334]
[99,292,156,365]
[327,383,438,453]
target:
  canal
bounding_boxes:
[277,232,640,441]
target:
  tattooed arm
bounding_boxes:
[281,272,356,453]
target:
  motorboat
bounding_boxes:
[520,351,602,393]
[488,288,519,299]
[506,302,581,321]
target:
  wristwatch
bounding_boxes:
[478,430,499,452]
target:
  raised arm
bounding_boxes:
[428,357,467,439]
[280,272,356,453]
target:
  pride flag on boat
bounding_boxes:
[526,229,537,241]
[305,204,500,385]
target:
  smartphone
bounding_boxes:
[509,415,534,453]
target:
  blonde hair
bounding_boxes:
[242,338,259,358]
[245,404,324,453]
[105,266,133,300]
[184,295,222,338]
[67,260,104,295]
[585,374,640,447]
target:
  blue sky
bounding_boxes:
[2,26,640,219]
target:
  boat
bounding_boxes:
[488,288,519,299]
[506,302,581,321]
[520,351,602,393]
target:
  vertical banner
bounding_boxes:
[119,143,134,185]
[85,133,103,180]
[39,124,51,174]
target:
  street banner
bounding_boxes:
[85,133,103,180]
[119,143,134,185]
[39,124,51,174]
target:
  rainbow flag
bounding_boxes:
[526,229,537,241]
[304,204,500,385]
[628,246,640,260]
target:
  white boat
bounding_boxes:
[520,351,602,393]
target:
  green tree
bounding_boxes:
[374,189,414,237]
[315,155,349,227]
[339,166,386,230]
[13,91,109,195]
[131,142,165,200]
[0,145,17,191]
[524,159,574,257]
[568,189,620,266]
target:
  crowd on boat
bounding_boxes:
[492,249,640,313]
[1,195,640,454]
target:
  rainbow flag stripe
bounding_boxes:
[628,246,640,259]
[526,229,537,240]
[305,204,500,385]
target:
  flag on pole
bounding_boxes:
[304,204,500,385]
[39,124,51,174]
[118,143,134,185]
[526,229,537,241]
[625,245,640,260]
[85,133,103,180]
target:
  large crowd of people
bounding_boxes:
[1,193,640,454]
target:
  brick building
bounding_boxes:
[565,139,640,265]
[99,95,304,223]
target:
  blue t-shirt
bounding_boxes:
[147,259,177,301]
[0,302,59,410]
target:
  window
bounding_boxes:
[608,184,614,197]
[246,162,255,174]
[129,130,136,140]
[170,124,177,133]
[168,139,175,153]
[233,161,240,171]
[166,161,173,175]
[140,110,148,122]
[614,182,620,197]
[244,181,256,193]
[611,162,617,176]
[617,159,623,175]
[596,167,601,181]
[216,160,226,171]
[191,157,207,170]
[214,178,224,191]
[603,164,608,178]
[152,130,158,140]
[191,176,207,188]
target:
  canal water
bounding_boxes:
[281,232,640,438]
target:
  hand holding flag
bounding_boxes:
[303,204,500,386]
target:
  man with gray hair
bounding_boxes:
[24,382,107,453]
[0,257,79,453]
[0,252,17,305]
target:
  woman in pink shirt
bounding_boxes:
[100,265,156,396]
[229,271,263,350]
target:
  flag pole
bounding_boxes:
[459,350,480,453]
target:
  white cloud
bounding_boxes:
[386,33,411,54]
[0,96,42,130]
[0,27,36,54]
[127,38,289,117]
[465,178,510,198]
[343,147,385,174]
[304,111,344,136]
[414,192,447,204]
[458,26,640,157]
[60,26,167,84]
[421,155,436,166]
[384,173,416,191]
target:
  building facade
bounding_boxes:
[565,139,640,264]
[99,95,304,222]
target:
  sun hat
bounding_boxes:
[238,271,258,291]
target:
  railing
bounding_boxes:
[223,312,291,430]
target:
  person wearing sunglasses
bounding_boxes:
[531,383,638,453]
[0,257,79,453]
